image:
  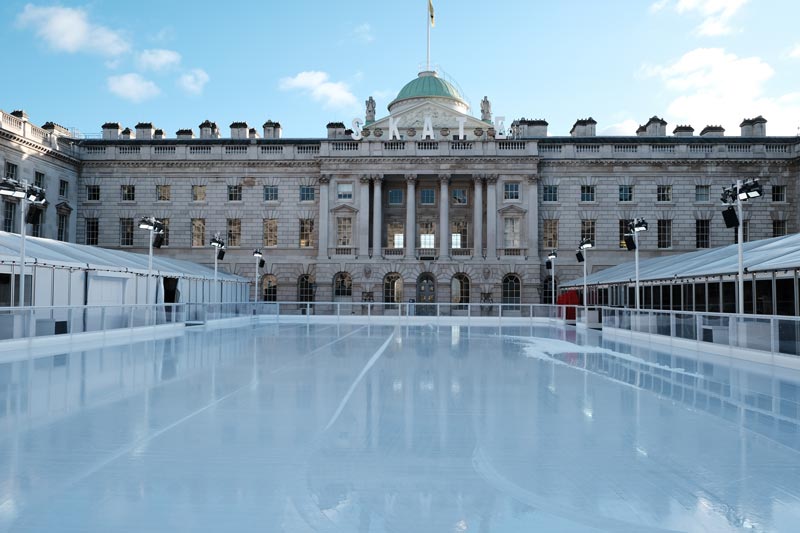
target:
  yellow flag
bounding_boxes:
[429,0,435,27]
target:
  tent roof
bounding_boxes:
[0,232,246,282]
[561,233,800,288]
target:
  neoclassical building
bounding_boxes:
[2,69,799,307]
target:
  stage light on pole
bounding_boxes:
[139,216,164,303]
[253,249,264,302]
[577,237,593,316]
[210,235,225,303]
[720,179,762,314]
[626,218,648,309]
[547,250,557,305]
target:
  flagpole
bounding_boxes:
[426,1,430,70]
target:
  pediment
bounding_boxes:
[497,204,527,215]
[368,100,490,140]
[331,203,358,214]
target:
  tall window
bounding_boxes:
[4,162,17,180]
[228,185,242,201]
[619,219,633,248]
[59,179,69,198]
[581,219,596,244]
[450,220,468,249]
[263,218,278,247]
[503,217,521,248]
[299,218,314,247]
[156,184,171,201]
[543,219,558,248]
[580,185,595,202]
[420,188,435,205]
[336,216,352,246]
[695,185,710,202]
[86,185,100,201]
[3,202,16,232]
[121,185,135,201]
[419,221,435,248]
[119,218,134,246]
[502,274,521,305]
[300,185,315,202]
[191,218,205,246]
[657,219,672,248]
[451,274,470,309]
[388,222,404,248]
[772,185,786,202]
[192,185,206,201]
[263,185,278,201]
[297,275,314,302]
[227,218,241,246]
[657,185,672,202]
[161,218,170,246]
[34,171,45,188]
[383,273,403,303]
[388,189,403,205]
[261,274,277,302]
[30,208,43,237]
[451,188,468,205]
[696,219,710,248]
[57,213,68,241]
[618,185,633,202]
[504,182,520,200]
[85,218,99,245]
[333,272,352,297]
[773,220,787,237]
[336,183,353,200]
[542,184,558,202]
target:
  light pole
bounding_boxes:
[721,178,762,314]
[138,217,164,304]
[624,218,648,309]
[547,250,557,305]
[253,249,265,302]
[210,235,225,303]
[577,237,593,317]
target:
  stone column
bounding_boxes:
[405,174,416,258]
[358,175,370,257]
[372,175,383,257]
[318,175,330,259]
[527,175,538,259]
[486,174,498,258]
[439,174,450,259]
[473,175,484,257]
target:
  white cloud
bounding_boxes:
[279,71,358,110]
[353,23,374,43]
[107,73,160,102]
[178,69,210,95]
[600,119,640,136]
[16,4,129,56]
[138,49,181,71]
[790,44,800,58]
[642,47,800,135]
[652,0,748,36]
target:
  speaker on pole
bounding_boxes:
[576,251,584,263]
[624,235,636,251]
[545,260,552,270]
[722,206,739,228]
[217,249,226,260]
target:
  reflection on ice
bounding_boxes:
[0,323,799,531]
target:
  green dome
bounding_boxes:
[389,71,466,109]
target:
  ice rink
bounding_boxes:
[1,321,800,532]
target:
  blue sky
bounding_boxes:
[2,0,799,138]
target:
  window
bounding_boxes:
[581,219,596,244]
[580,185,595,202]
[119,218,134,246]
[34,171,45,188]
[502,274,521,305]
[420,188,435,205]
[542,184,558,202]
[657,185,672,202]
[121,185,135,201]
[419,221,435,248]
[297,274,314,302]
[451,220,468,249]
[336,217,352,246]
[192,185,206,201]
[451,188,468,205]
[57,213,68,242]
[772,185,786,202]
[263,219,278,247]
[503,218,521,248]
[696,219,710,248]
[59,179,69,197]
[773,220,787,237]
[30,208,43,237]
[3,202,16,232]
[451,274,470,309]
[85,218,99,245]
[336,183,353,201]
[383,273,403,303]
[618,185,633,202]
[543,219,558,248]
[261,274,277,302]
[300,185,315,202]
[504,182,520,200]
[228,184,242,201]
[4,162,17,180]
[263,185,278,201]
[86,185,100,201]
[734,221,750,243]
[657,219,672,248]
[333,272,352,297]
[191,218,205,247]
[619,219,633,248]
[299,218,314,247]
[161,218,170,246]
[388,222,404,248]
[384,189,401,206]
[226,218,241,247]
[156,184,171,201]
[695,185,710,202]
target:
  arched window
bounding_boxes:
[383,273,403,304]
[451,273,470,310]
[333,272,352,297]
[298,274,314,302]
[502,274,521,307]
[261,274,277,302]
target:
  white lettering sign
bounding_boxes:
[388,117,401,140]
[422,116,434,140]
[494,116,506,139]
[456,116,466,140]
[350,118,363,140]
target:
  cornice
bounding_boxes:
[538,158,796,167]
[80,160,321,169]
[0,129,80,166]
[320,156,540,165]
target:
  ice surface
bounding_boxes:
[1,322,800,532]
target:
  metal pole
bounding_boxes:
[254,255,259,303]
[634,230,640,310]
[551,258,556,306]
[147,227,153,304]
[214,248,218,303]
[737,180,744,315]
[19,180,27,308]
[583,249,588,315]
[426,0,430,71]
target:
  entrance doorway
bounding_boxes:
[416,273,436,315]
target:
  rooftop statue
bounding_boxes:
[481,96,492,121]
[365,96,376,123]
